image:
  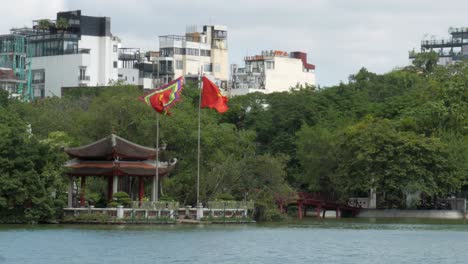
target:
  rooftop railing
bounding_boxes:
[421,39,464,46]
[159,35,201,43]
[448,27,468,34]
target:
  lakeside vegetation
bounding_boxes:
[0,53,467,223]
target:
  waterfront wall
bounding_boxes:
[357,209,466,219]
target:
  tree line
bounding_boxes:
[0,53,467,222]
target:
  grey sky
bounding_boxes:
[2,0,467,86]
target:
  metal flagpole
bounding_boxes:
[197,67,202,206]
[154,113,159,202]
[152,58,159,202]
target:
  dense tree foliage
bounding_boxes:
[1,58,467,222]
[0,94,66,223]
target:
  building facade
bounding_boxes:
[230,50,316,96]
[0,34,31,100]
[409,27,468,65]
[116,25,229,90]
[8,10,120,98]
[156,25,228,87]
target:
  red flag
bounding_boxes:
[201,76,228,113]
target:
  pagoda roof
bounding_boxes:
[64,159,177,177]
[65,134,158,160]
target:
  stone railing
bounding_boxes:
[63,206,176,220]
[207,200,255,210]
[132,201,179,210]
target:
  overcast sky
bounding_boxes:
[2,0,468,86]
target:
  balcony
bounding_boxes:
[118,48,140,61]
[32,79,45,84]
[78,76,90,81]
[420,38,466,49]
[28,32,80,42]
[64,48,90,55]
[409,50,467,60]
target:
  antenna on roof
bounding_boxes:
[186,25,197,34]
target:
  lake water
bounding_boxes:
[1,219,468,264]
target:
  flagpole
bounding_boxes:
[197,67,202,206]
[154,113,159,202]
[152,58,159,203]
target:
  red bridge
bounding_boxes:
[275,192,361,219]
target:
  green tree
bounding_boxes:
[411,51,439,74]
[0,108,66,223]
[332,117,461,208]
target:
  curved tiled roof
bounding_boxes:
[65,134,158,160]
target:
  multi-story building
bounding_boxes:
[409,27,468,65]
[230,50,316,96]
[0,34,31,100]
[117,48,156,89]
[9,10,120,98]
[155,25,228,88]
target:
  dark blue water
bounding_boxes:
[1,220,468,264]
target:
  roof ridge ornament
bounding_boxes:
[111,134,117,148]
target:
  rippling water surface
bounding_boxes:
[1,219,468,264]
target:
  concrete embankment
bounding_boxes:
[357,209,467,219]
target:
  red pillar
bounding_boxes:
[139,177,144,206]
[107,176,113,201]
[298,199,303,220]
[80,176,86,207]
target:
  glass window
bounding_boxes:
[113,45,117,52]
[266,61,275,69]
[79,67,86,80]
[204,63,212,72]
[113,61,117,68]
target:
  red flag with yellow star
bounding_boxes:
[201,76,228,113]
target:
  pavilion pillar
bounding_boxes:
[80,176,86,207]
[113,176,118,194]
[139,177,144,206]
[297,199,303,220]
[68,176,74,208]
[107,176,113,201]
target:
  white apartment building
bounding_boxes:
[156,25,228,88]
[230,50,316,96]
[117,25,229,90]
[12,10,120,98]
[117,48,155,89]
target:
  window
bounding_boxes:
[79,67,86,80]
[113,61,117,68]
[174,48,185,55]
[186,48,199,56]
[118,74,123,78]
[204,63,212,72]
[200,50,211,57]
[160,48,174,57]
[79,67,90,81]
[113,45,117,52]
[266,61,275,70]
[176,60,183,70]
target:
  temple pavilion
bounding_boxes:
[64,134,177,208]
